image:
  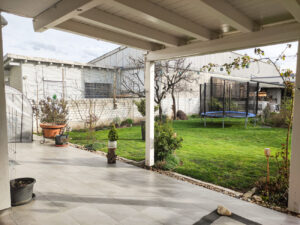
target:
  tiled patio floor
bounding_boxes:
[1,138,300,225]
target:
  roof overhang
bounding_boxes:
[1,0,300,61]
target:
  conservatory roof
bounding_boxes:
[1,0,300,61]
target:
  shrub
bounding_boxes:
[39,96,68,125]
[135,99,146,117]
[135,99,159,117]
[256,144,290,207]
[154,122,183,162]
[190,114,200,119]
[155,154,180,171]
[263,99,292,128]
[155,114,168,123]
[121,118,133,127]
[112,117,121,127]
[108,124,119,141]
[210,97,223,111]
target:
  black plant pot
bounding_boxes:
[10,178,36,206]
[141,121,145,141]
[55,134,69,146]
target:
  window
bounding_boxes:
[84,83,112,98]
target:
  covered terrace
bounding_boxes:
[0,0,300,221]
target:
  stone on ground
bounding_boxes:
[217,205,232,216]
[243,187,257,199]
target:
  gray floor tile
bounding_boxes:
[3,138,299,225]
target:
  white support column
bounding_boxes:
[289,40,300,213]
[145,58,155,167]
[0,14,11,210]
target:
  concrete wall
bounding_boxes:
[68,98,144,129]
[19,63,116,102]
[9,65,22,92]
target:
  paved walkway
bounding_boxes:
[1,139,300,225]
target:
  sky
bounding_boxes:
[1,12,298,71]
[2,12,119,63]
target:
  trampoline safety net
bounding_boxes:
[200,78,259,118]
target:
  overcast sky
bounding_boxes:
[1,12,298,72]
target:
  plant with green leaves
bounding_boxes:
[154,121,183,162]
[121,118,133,127]
[134,99,159,117]
[108,124,119,142]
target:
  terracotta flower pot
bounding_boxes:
[40,124,66,138]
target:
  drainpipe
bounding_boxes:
[0,13,12,210]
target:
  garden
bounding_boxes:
[37,44,294,209]
[68,117,289,192]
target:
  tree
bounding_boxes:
[162,59,193,120]
[121,57,145,98]
[122,57,169,118]
[122,57,193,119]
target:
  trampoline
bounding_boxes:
[201,111,256,118]
[200,78,259,128]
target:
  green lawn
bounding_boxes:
[69,118,289,192]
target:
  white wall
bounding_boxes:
[68,98,144,129]
[91,47,145,68]
[9,65,22,92]
[17,63,116,102]
[0,24,11,210]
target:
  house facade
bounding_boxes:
[4,49,283,131]
[4,54,143,130]
[90,46,283,116]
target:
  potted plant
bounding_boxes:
[55,131,69,147]
[39,96,68,138]
[10,177,36,206]
[107,124,118,164]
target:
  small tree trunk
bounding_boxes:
[158,103,162,120]
[171,88,176,120]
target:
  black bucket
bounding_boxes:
[10,177,36,206]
